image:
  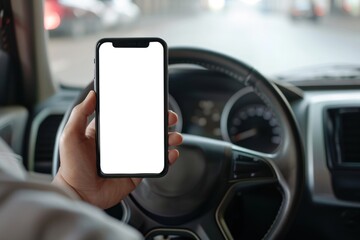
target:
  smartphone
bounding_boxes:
[95,38,168,177]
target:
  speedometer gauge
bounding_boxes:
[221,88,282,153]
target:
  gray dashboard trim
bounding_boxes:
[0,106,28,155]
[305,91,360,207]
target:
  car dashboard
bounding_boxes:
[169,69,282,154]
[22,67,360,239]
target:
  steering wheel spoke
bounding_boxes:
[212,146,291,240]
[229,146,277,184]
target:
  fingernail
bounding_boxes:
[169,149,179,165]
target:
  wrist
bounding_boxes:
[52,173,82,200]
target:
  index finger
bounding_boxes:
[64,90,96,139]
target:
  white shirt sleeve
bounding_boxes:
[0,138,142,240]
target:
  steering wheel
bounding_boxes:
[53,48,304,239]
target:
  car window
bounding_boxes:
[45,0,360,87]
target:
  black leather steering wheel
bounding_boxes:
[53,48,304,239]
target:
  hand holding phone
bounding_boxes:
[95,38,168,177]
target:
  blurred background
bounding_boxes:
[44,0,360,87]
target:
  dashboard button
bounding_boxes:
[232,154,273,180]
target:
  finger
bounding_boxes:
[168,110,178,127]
[168,149,180,165]
[168,132,183,146]
[64,91,96,138]
[86,118,96,138]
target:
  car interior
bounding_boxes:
[1,0,360,239]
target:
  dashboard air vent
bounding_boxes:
[340,111,360,164]
[325,107,360,201]
[34,114,63,173]
[326,107,360,168]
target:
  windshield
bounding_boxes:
[45,0,360,87]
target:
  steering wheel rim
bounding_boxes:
[53,47,304,239]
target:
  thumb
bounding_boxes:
[64,90,96,138]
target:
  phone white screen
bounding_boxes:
[98,41,166,175]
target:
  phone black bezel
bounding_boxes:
[95,38,169,178]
